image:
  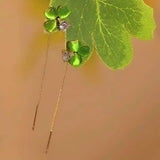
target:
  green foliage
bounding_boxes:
[50,0,156,70]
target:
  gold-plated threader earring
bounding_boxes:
[45,40,90,153]
[32,5,90,154]
[32,5,71,131]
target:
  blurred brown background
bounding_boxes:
[0,0,160,160]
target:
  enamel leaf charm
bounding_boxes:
[62,40,90,67]
[44,6,71,32]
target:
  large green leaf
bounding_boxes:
[50,0,155,70]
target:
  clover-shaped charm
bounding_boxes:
[62,40,90,67]
[44,6,71,33]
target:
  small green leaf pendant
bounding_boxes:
[62,40,90,67]
[44,6,71,33]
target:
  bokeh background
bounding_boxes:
[0,0,160,159]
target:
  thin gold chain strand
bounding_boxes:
[45,63,69,153]
[32,33,51,131]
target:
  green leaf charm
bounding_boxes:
[52,0,156,70]
[44,20,57,32]
[44,5,71,32]
[63,40,91,67]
